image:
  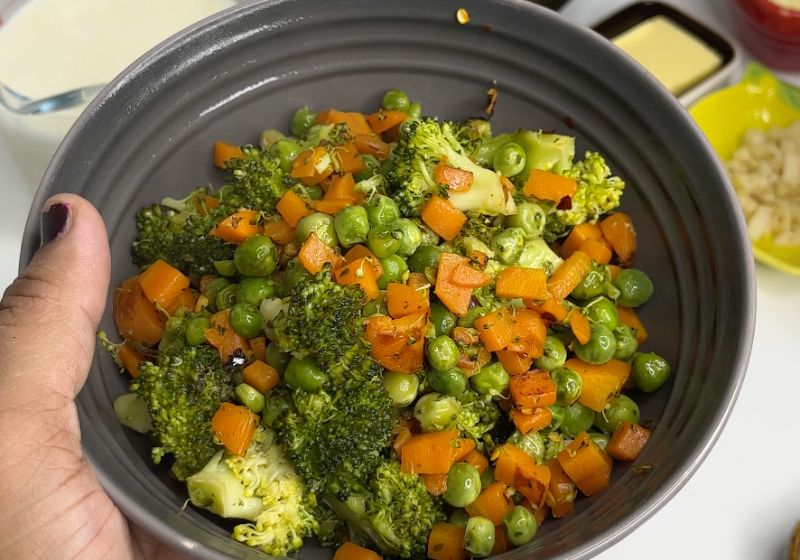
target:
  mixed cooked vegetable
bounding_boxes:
[102,88,672,559]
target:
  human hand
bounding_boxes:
[0,195,187,560]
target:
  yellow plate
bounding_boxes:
[690,63,800,276]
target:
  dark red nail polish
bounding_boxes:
[41,202,72,244]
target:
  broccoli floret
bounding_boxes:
[544,151,625,240]
[272,271,376,385]
[459,211,505,246]
[326,460,446,558]
[222,145,295,212]
[187,426,319,556]
[276,374,395,498]
[132,344,238,480]
[388,118,517,217]
[512,129,576,179]
[456,389,502,442]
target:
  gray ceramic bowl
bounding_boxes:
[20,0,755,558]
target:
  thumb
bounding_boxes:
[0,194,110,404]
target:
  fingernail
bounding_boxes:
[41,202,72,244]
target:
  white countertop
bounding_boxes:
[1,0,798,558]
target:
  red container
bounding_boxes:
[732,0,800,70]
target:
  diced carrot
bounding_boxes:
[205,309,252,363]
[334,256,380,301]
[578,237,613,265]
[434,252,474,317]
[193,193,220,216]
[600,212,637,265]
[290,146,334,185]
[506,308,547,358]
[528,297,568,323]
[428,523,466,560]
[451,438,477,464]
[422,473,449,496]
[616,306,648,343]
[565,357,630,412]
[474,307,515,352]
[299,232,344,275]
[509,370,557,408]
[211,402,258,456]
[310,198,352,215]
[557,432,613,496]
[608,264,623,280]
[211,209,262,244]
[353,133,390,159]
[242,360,280,395]
[493,444,552,508]
[316,109,374,136]
[546,458,577,519]
[333,541,381,560]
[393,423,413,458]
[165,288,198,316]
[344,245,384,277]
[607,421,651,461]
[465,482,513,526]
[523,169,577,202]
[138,259,190,309]
[547,250,592,300]
[495,349,533,375]
[213,141,243,169]
[386,282,429,318]
[113,276,165,346]
[250,336,267,363]
[560,223,603,258]
[421,195,467,241]
[512,407,552,434]
[276,190,314,228]
[324,172,360,201]
[263,218,295,245]
[462,449,489,475]
[434,158,474,193]
[331,145,367,175]
[450,263,492,289]
[495,267,549,301]
[364,313,427,373]
[118,342,144,379]
[367,109,409,134]
[567,308,591,345]
[399,429,460,474]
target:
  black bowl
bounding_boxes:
[20,0,755,558]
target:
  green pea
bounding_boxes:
[503,505,538,547]
[464,516,495,558]
[234,235,278,277]
[408,244,442,274]
[213,259,238,277]
[236,277,276,307]
[584,297,619,330]
[505,202,546,239]
[236,383,266,413]
[229,303,263,338]
[588,432,610,450]
[613,324,638,360]
[449,509,470,527]
[574,324,617,365]
[363,292,387,317]
[444,463,481,507]
[270,138,303,173]
[534,335,567,371]
[389,218,423,257]
[265,341,289,374]
[296,212,338,247]
[430,303,457,337]
[492,142,527,177]
[366,194,401,227]
[284,356,327,392]
[571,265,609,301]
[490,227,526,265]
[548,404,566,430]
[282,258,311,292]
[331,205,369,248]
[374,255,406,289]
[258,128,284,151]
[458,306,489,328]
[414,393,461,432]
[306,185,324,201]
[470,362,510,397]
[614,268,654,308]
[594,394,640,433]
[381,89,410,112]
[185,316,211,346]
[428,368,468,396]
[203,277,230,312]
[427,335,460,371]
[354,154,381,182]
[215,283,240,311]
[367,224,403,258]
[508,430,545,462]
[561,402,596,438]
[291,106,316,138]
[407,102,422,119]
[551,366,582,405]
[632,351,671,392]
[380,371,419,407]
